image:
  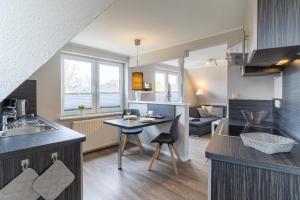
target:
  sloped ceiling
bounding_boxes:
[71,0,246,56]
[0,0,115,102]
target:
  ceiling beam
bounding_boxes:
[129,27,243,67]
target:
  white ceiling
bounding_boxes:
[71,0,246,56]
[162,44,228,68]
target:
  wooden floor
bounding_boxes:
[83,135,211,200]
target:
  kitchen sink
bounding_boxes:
[0,117,57,137]
[0,125,56,137]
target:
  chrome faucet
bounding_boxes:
[1,114,8,131]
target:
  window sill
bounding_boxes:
[59,112,122,121]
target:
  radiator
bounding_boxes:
[72,117,118,153]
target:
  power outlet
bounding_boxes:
[21,159,29,169]
[274,99,281,108]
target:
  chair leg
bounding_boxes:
[155,144,162,160]
[168,144,179,176]
[148,144,161,171]
[135,135,144,155]
[121,135,128,156]
[171,144,181,162]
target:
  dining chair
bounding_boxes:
[148,114,181,176]
[121,109,143,155]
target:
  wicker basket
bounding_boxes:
[240,132,297,154]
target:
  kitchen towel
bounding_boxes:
[0,168,40,200]
[32,160,75,200]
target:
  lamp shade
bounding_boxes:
[196,89,204,96]
[132,72,143,90]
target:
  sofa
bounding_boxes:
[189,105,227,136]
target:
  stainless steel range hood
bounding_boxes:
[247,46,300,67]
[228,45,300,77]
[240,66,282,77]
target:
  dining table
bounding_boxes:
[103,117,174,170]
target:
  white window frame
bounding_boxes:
[97,60,124,113]
[155,70,179,102]
[61,53,124,116]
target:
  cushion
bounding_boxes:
[189,107,200,118]
[121,128,143,134]
[197,107,210,117]
[211,107,224,118]
[202,106,213,115]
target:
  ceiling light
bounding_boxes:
[196,89,204,96]
[275,59,289,66]
[132,39,144,91]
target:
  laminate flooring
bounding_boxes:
[83,134,211,200]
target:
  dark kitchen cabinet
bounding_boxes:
[210,160,300,200]
[245,0,300,63]
[0,143,82,200]
[258,0,300,49]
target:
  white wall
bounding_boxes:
[184,72,198,106]
[228,65,274,100]
[185,64,228,106]
[274,72,283,99]
[128,64,197,104]
[29,44,128,122]
[0,0,115,102]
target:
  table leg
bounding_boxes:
[118,128,122,170]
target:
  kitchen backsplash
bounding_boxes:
[229,99,274,123]
[1,80,37,115]
[275,63,300,141]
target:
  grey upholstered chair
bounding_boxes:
[121,109,143,155]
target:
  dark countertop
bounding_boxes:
[206,119,300,175]
[104,117,174,129]
[0,116,85,158]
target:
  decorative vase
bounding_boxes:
[79,109,84,116]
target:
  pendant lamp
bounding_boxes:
[132,39,143,91]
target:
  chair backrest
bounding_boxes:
[170,114,181,142]
[122,109,140,117]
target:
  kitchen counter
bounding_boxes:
[206,119,300,175]
[0,116,85,200]
[0,116,85,158]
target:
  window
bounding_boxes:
[98,61,122,109]
[63,56,93,112]
[155,71,179,102]
[155,72,166,101]
[168,73,179,102]
[61,54,123,115]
